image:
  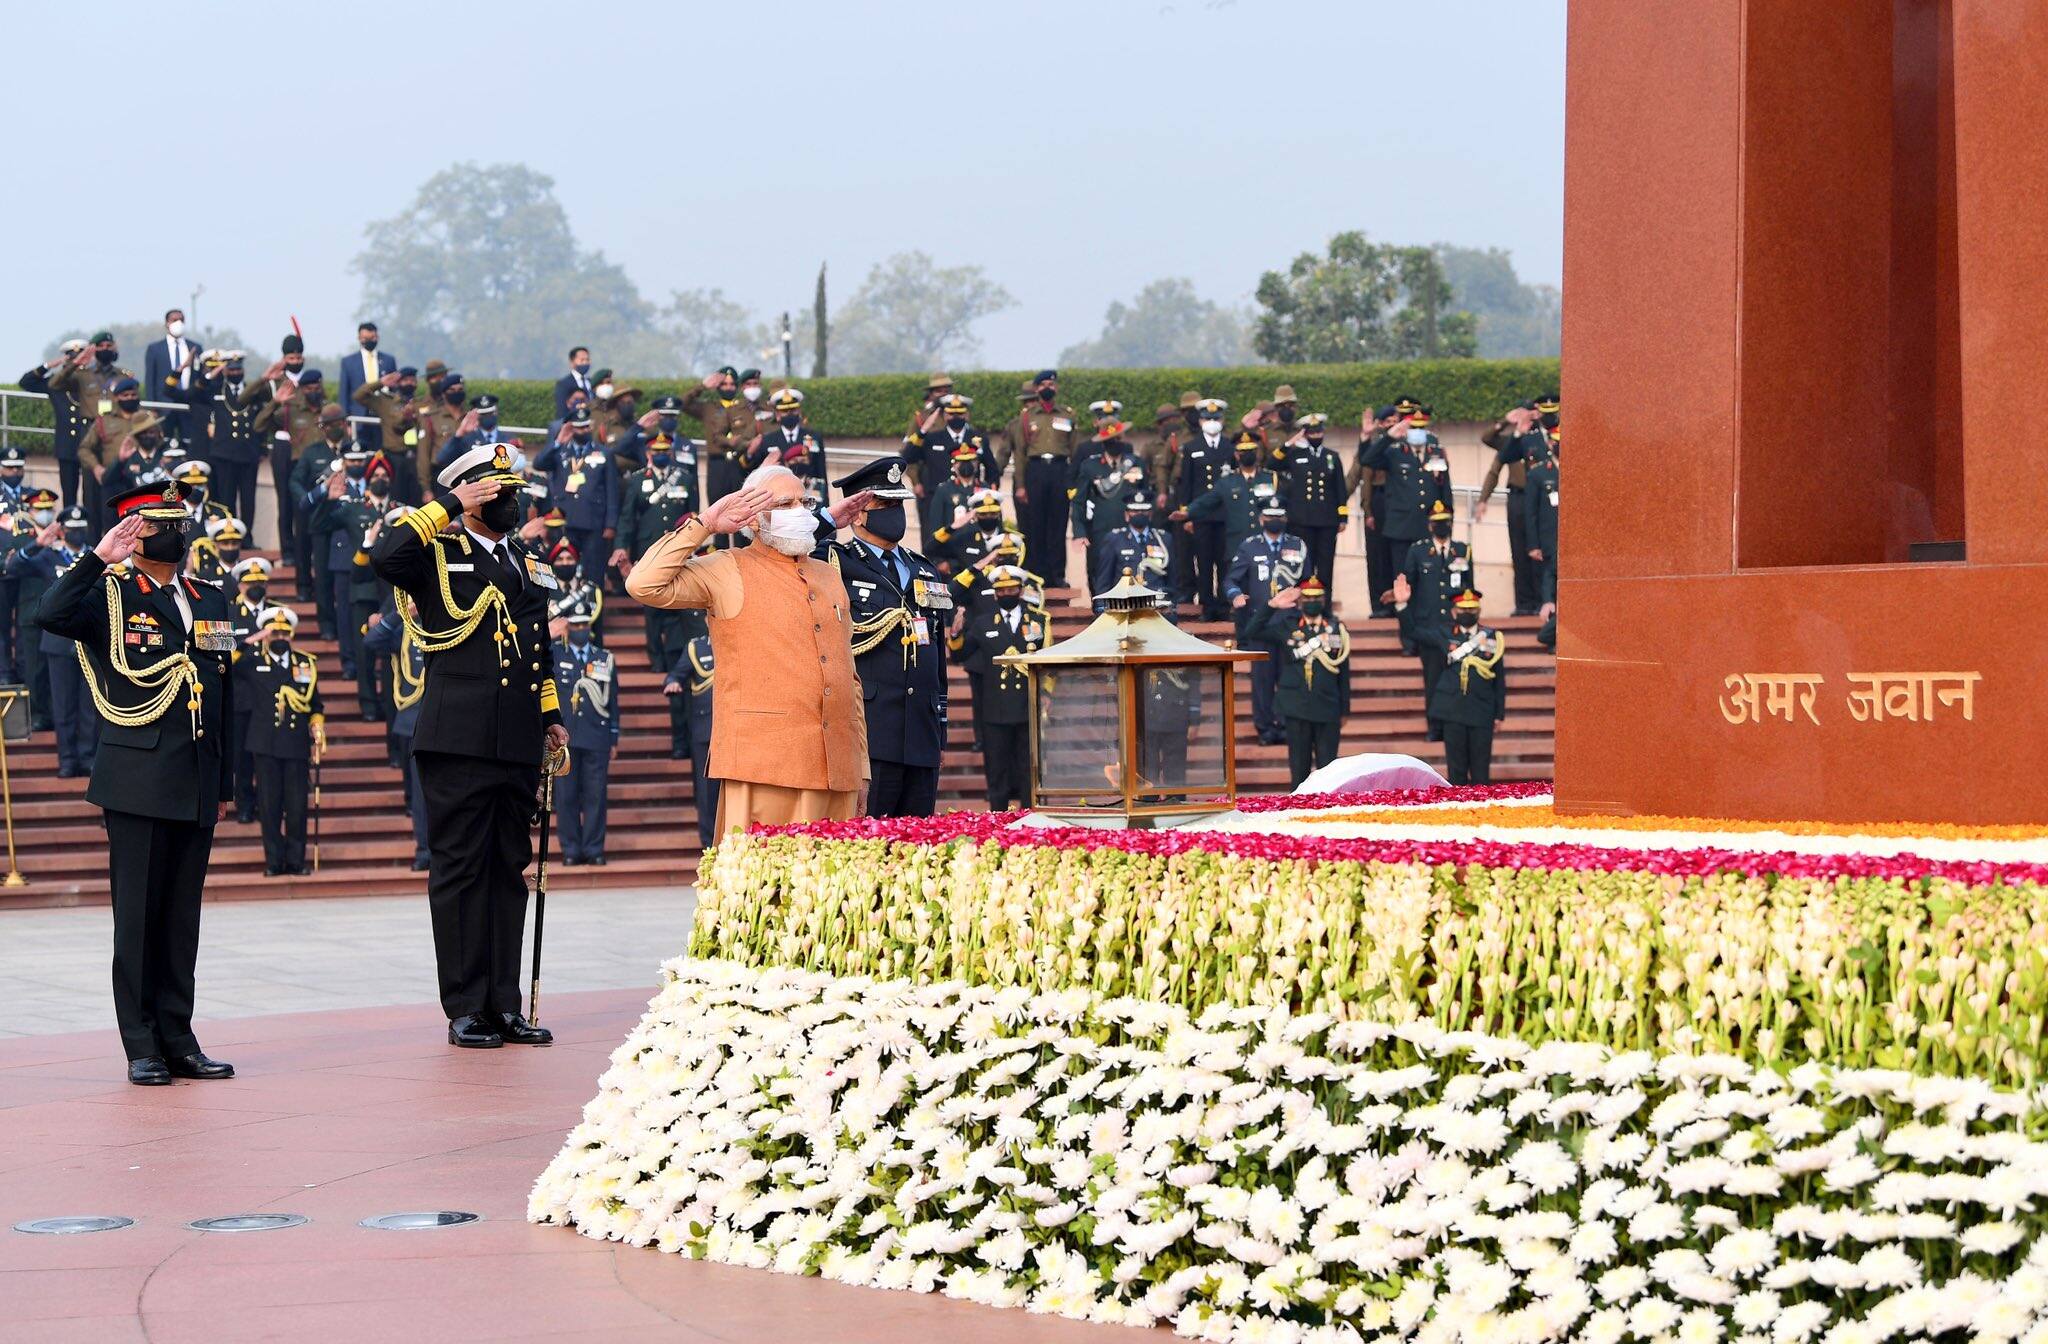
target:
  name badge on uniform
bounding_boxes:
[1050,417,1072,433]
[526,556,560,589]
[445,562,474,572]
[1549,490,1560,507]
[913,616,931,645]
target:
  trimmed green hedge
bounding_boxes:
[5,358,1559,452]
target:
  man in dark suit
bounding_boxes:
[553,345,594,420]
[335,322,397,452]
[826,457,949,818]
[371,441,568,1049]
[34,479,239,1085]
[142,309,200,443]
[1395,580,1508,785]
[232,605,323,876]
[745,388,829,499]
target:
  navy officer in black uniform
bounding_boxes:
[35,479,240,1085]
[371,441,568,1050]
[826,456,950,817]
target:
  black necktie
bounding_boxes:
[496,542,520,589]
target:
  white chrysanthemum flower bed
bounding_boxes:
[533,959,2048,1343]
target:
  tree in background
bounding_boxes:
[352,162,668,378]
[811,263,828,378]
[1435,244,1561,358]
[1058,278,1253,369]
[661,287,763,372]
[829,252,1013,375]
[1252,231,1477,364]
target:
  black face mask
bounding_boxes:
[480,493,522,533]
[1038,386,1056,402]
[96,349,118,366]
[116,397,141,414]
[572,430,593,445]
[1236,451,1259,468]
[955,467,977,483]
[615,401,636,421]
[218,544,241,563]
[271,640,292,657]
[140,528,188,563]
[1302,599,1326,617]
[397,383,417,400]
[360,338,378,352]
[946,416,967,432]
[780,415,801,432]
[65,528,91,550]
[864,506,907,544]
[554,566,578,585]
[324,429,346,446]
[1278,405,1296,423]
[1454,611,1479,629]
[244,583,268,605]
[368,478,391,498]
[1541,412,1560,431]
[996,594,1022,611]
[137,433,163,452]
[658,415,679,435]
[478,414,499,431]
[446,389,466,406]
[306,392,325,409]
[976,517,999,534]
[1127,514,1153,531]
[573,362,591,378]
[1261,519,1285,535]
[344,465,366,481]
[1430,521,1453,540]
[1306,434,1326,450]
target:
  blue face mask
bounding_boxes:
[658,415,679,435]
[1405,428,1428,446]
[650,451,672,469]
[567,629,590,647]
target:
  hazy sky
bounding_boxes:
[2,0,1564,370]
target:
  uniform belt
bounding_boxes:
[1034,452,1064,461]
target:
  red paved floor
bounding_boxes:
[0,991,1122,1343]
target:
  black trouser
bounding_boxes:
[406,751,430,865]
[1384,538,1418,641]
[1506,487,1539,613]
[230,710,256,816]
[1418,646,1447,740]
[329,572,362,678]
[22,621,48,726]
[1443,721,1495,786]
[1170,519,1197,604]
[566,526,606,584]
[0,577,18,682]
[1365,524,1393,616]
[351,597,383,717]
[1285,717,1340,787]
[1191,521,1227,617]
[555,745,611,860]
[58,456,81,510]
[213,461,260,543]
[103,809,213,1062]
[271,451,296,552]
[83,471,105,533]
[1248,638,1285,737]
[415,751,536,1021]
[50,650,97,770]
[1140,728,1188,795]
[254,754,309,872]
[1295,524,1338,592]
[867,758,938,818]
[980,720,1029,810]
[964,671,984,748]
[1020,455,1070,586]
[689,728,718,852]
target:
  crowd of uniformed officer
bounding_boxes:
[12,318,1562,853]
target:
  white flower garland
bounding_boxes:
[533,959,2048,1343]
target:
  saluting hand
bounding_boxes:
[35,520,63,547]
[1391,573,1413,605]
[95,514,146,565]
[702,484,776,535]
[449,478,502,513]
[826,488,875,531]
[457,410,480,436]
[326,467,349,500]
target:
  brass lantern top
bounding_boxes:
[996,572,1263,670]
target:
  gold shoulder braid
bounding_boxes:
[1457,630,1505,693]
[392,594,427,711]
[849,606,912,662]
[1301,622,1351,688]
[400,535,519,664]
[77,574,204,736]
[276,651,319,723]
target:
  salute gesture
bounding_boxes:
[95,513,147,565]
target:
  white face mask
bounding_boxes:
[1200,418,1222,436]
[1406,427,1429,446]
[594,382,614,400]
[167,320,186,338]
[751,505,817,556]
[742,385,762,403]
[32,509,54,526]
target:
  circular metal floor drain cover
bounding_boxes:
[360,1211,480,1231]
[14,1216,135,1235]
[188,1214,307,1234]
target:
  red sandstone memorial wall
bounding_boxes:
[1554,0,2048,824]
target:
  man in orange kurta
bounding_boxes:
[626,467,876,836]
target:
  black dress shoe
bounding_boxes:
[669,747,688,761]
[495,1013,553,1046]
[128,1057,172,1086]
[56,764,77,779]
[447,1014,504,1048]
[236,811,257,825]
[166,1052,234,1080]
[589,855,607,866]
[411,855,431,872]
[264,864,282,877]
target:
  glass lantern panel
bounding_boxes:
[1134,664,1228,800]
[1036,665,1122,796]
